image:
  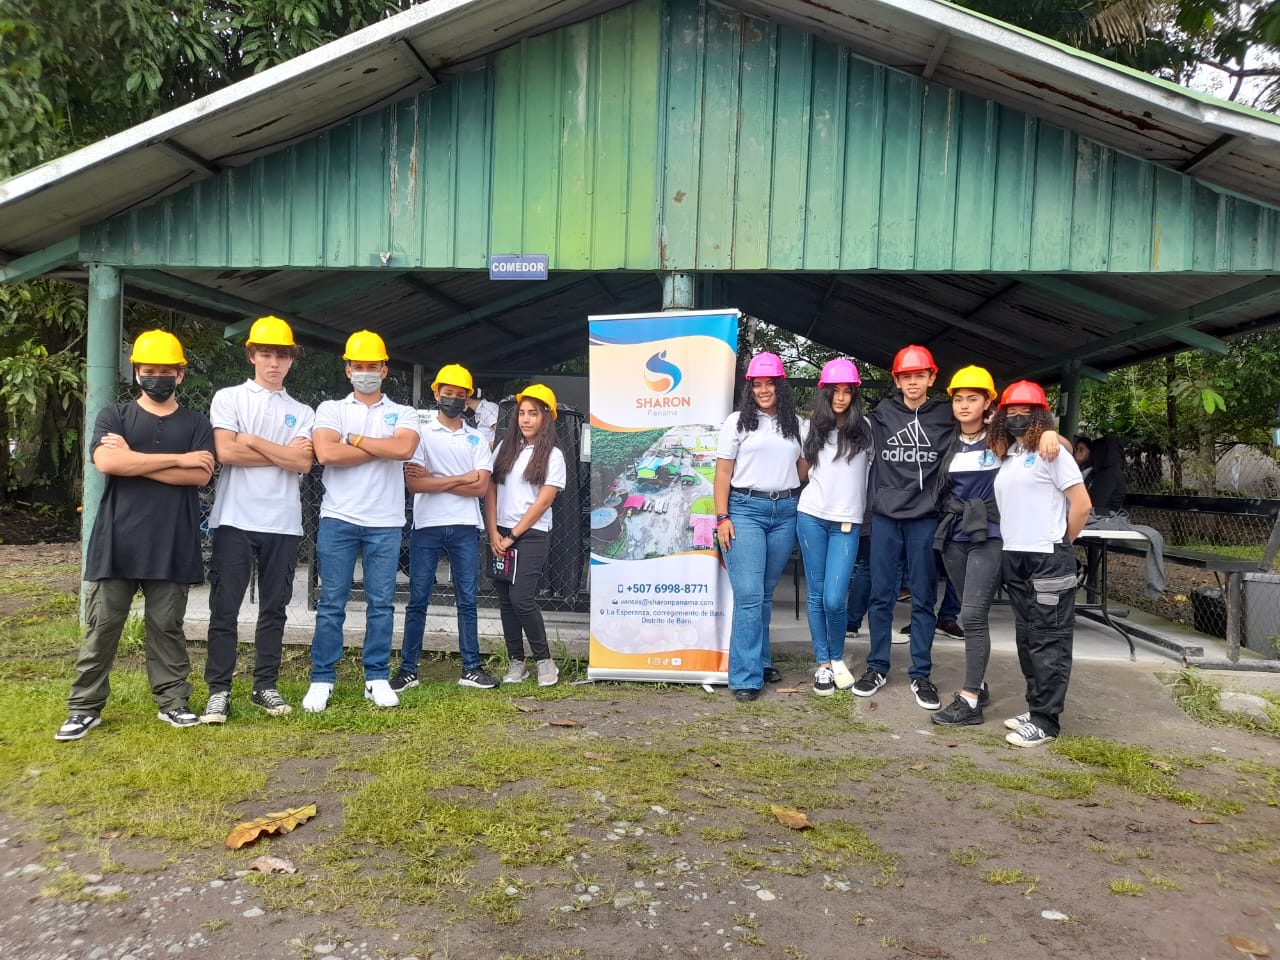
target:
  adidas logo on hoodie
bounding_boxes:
[882,420,939,463]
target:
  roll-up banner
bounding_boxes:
[587,309,740,683]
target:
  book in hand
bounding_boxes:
[490,548,517,582]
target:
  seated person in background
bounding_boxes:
[1073,436,1126,515]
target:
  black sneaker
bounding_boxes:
[936,620,965,639]
[157,707,200,728]
[250,688,292,716]
[458,667,498,689]
[851,668,886,697]
[762,666,783,684]
[932,693,984,726]
[978,685,992,708]
[200,691,230,724]
[812,667,836,697]
[54,715,100,742]
[911,677,941,711]
[389,670,419,693]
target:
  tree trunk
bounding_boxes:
[1193,420,1216,496]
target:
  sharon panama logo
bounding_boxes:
[643,350,682,394]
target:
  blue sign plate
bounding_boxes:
[489,254,548,280]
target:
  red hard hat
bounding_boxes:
[999,379,1049,408]
[891,344,937,375]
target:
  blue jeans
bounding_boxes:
[846,530,872,630]
[796,513,860,665]
[867,514,939,680]
[310,518,401,683]
[723,491,798,690]
[402,524,480,674]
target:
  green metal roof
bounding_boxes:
[2,0,1280,382]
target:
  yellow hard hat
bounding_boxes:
[246,315,295,347]
[431,363,474,396]
[516,383,558,420]
[130,329,187,366]
[342,329,389,362]
[947,365,997,399]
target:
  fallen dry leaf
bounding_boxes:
[1189,818,1219,825]
[867,701,879,711]
[1227,934,1270,956]
[249,855,297,875]
[512,702,542,714]
[225,803,317,850]
[708,756,722,767]
[770,805,812,830]
[775,686,802,694]
[1077,802,1100,808]
[1148,759,1174,773]
[97,830,123,840]
[582,752,617,763]
[909,763,927,771]
[549,719,578,728]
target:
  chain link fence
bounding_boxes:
[1088,440,1280,656]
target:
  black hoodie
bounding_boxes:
[1085,436,1127,514]
[867,395,956,519]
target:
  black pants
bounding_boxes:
[1002,543,1077,737]
[493,527,550,661]
[205,526,301,693]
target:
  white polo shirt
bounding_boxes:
[994,445,1085,552]
[798,423,868,523]
[716,411,804,491]
[314,393,419,528]
[495,444,567,532]
[411,418,494,529]
[208,380,315,536]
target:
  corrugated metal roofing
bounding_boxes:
[3,0,1280,259]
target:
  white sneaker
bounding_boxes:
[364,679,399,708]
[536,659,559,687]
[302,682,334,713]
[503,660,530,684]
[829,660,855,690]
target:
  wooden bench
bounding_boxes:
[1106,494,1280,660]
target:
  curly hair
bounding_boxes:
[802,385,871,464]
[989,406,1055,458]
[491,398,562,487]
[735,378,802,441]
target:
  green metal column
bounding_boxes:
[1059,360,1082,439]
[661,272,695,310]
[83,265,122,581]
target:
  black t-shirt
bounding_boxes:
[83,401,215,584]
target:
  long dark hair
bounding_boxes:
[491,398,562,486]
[989,406,1055,459]
[803,385,870,463]
[735,378,801,441]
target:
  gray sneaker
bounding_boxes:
[200,691,230,724]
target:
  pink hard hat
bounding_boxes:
[818,357,860,388]
[745,352,785,379]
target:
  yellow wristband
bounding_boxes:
[352,434,363,448]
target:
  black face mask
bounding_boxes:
[138,376,177,402]
[437,397,466,420]
[1005,414,1032,438]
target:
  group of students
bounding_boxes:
[714,345,1092,748]
[55,320,566,741]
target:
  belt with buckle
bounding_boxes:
[731,486,802,501]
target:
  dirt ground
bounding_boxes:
[2,545,1278,960]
